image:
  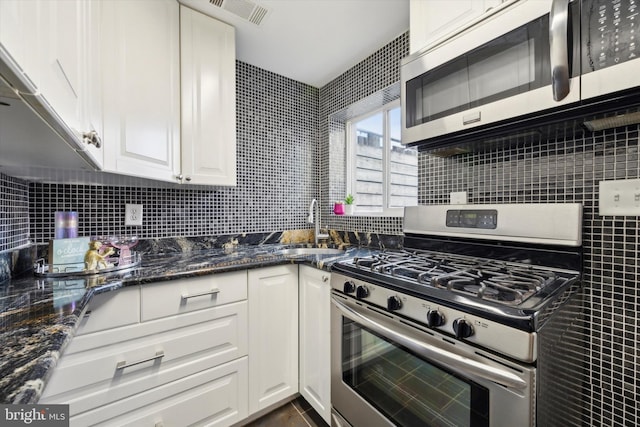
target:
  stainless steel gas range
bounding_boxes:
[330,204,585,427]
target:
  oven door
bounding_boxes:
[331,294,535,427]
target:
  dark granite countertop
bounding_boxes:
[0,244,376,405]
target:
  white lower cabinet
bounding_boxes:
[73,357,248,427]
[41,272,249,427]
[41,264,326,426]
[73,286,141,337]
[248,265,299,415]
[299,266,332,425]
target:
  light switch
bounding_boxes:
[450,191,468,205]
[599,179,640,216]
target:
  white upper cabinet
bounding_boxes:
[1,0,237,185]
[81,0,104,168]
[101,0,181,182]
[39,0,104,168]
[180,5,237,186]
[100,2,237,186]
[0,0,104,170]
[38,0,83,135]
[0,0,47,92]
[410,0,506,54]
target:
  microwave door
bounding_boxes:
[580,0,640,101]
[401,0,580,145]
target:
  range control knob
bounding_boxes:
[426,310,445,328]
[452,319,474,339]
[343,281,356,294]
[355,285,369,300]
[387,296,402,311]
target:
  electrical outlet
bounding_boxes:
[125,204,143,226]
[450,191,468,205]
[599,179,640,215]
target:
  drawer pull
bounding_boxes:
[181,288,220,301]
[116,350,164,370]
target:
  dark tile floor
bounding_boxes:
[242,396,328,427]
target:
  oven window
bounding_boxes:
[341,319,489,427]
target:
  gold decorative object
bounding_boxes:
[84,241,115,271]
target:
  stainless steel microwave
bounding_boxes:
[401,0,640,146]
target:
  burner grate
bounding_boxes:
[347,250,562,307]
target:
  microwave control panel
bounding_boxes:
[583,0,639,71]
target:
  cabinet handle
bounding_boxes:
[82,130,102,148]
[181,288,220,301]
[116,350,164,370]
[185,176,192,182]
[322,276,329,282]
[83,310,92,319]
[177,174,184,181]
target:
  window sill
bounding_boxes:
[333,209,404,218]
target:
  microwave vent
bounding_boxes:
[583,111,640,132]
[208,0,269,26]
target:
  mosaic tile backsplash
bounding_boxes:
[419,123,640,427]
[0,173,30,252]
[0,28,638,426]
[22,62,319,246]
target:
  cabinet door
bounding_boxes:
[140,270,248,322]
[39,0,103,168]
[38,0,83,136]
[180,6,237,186]
[71,357,249,427]
[299,266,332,425]
[0,0,103,170]
[40,302,248,418]
[78,0,104,168]
[0,0,47,92]
[409,0,505,54]
[101,0,180,182]
[248,265,298,414]
[74,285,141,337]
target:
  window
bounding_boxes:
[346,101,417,215]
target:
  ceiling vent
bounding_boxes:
[208,0,269,26]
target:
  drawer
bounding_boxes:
[40,301,248,415]
[141,270,247,321]
[72,357,248,427]
[75,286,140,336]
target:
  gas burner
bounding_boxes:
[343,249,568,307]
[462,284,501,298]
[448,279,524,304]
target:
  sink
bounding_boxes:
[277,248,345,257]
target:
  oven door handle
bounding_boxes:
[332,297,528,390]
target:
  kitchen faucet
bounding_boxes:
[308,199,329,246]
